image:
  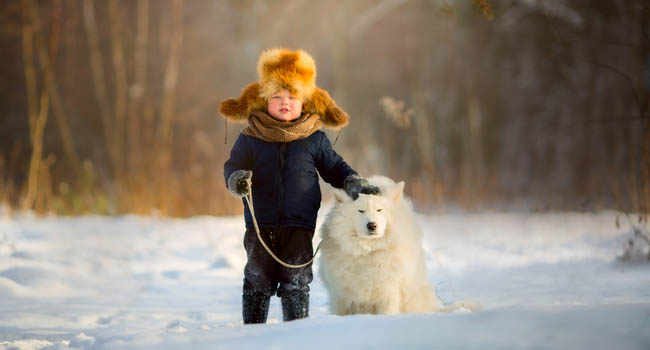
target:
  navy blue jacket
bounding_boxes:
[224,130,356,231]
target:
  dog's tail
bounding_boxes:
[437,301,482,313]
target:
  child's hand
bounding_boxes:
[227,170,253,197]
[344,175,381,200]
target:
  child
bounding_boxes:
[219,48,379,324]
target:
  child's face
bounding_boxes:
[267,89,303,122]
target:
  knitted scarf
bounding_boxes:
[242,110,323,143]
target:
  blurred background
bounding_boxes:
[0,0,648,217]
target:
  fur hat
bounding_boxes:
[219,48,349,129]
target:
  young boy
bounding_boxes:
[219,48,378,324]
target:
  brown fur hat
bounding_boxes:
[219,48,349,129]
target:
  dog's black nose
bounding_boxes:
[367,222,377,232]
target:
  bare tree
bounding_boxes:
[20,0,51,211]
[156,0,185,214]
[82,0,115,177]
[126,0,150,206]
[107,0,128,200]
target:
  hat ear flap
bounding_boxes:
[304,88,349,129]
[218,82,266,123]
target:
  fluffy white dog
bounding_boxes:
[319,176,469,315]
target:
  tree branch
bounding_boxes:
[556,53,646,120]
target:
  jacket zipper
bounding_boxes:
[276,143,288,227]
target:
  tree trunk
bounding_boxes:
[20,0,51,212]
[82,0,115,180]
[108,0,129,208]
[126,0,150,211]
[640,0,650,216]
[157,0,185,214]
[36,0,82,176]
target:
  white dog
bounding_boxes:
[319,176,470,315]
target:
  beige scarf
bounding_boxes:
[242,110,323,142]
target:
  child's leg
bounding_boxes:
[274,227,314,321]
[242,227,280,324]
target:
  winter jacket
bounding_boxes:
[224,130,356,231]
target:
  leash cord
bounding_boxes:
[243,178,321,269]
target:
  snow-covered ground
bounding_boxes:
[1,207,649,349]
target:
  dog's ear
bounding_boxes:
[387,181,405,202]
[332,187,352,203]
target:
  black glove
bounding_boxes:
[227,170,252,197]
[343,174,381,200]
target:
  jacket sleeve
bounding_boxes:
[224,134,252,186]
[315,132,357,189]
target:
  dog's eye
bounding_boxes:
[358,210,365,213]
[377,209,382,212]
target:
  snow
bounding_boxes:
[1,208,649,349]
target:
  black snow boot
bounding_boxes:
[281,292,309,321]
[242,293,270,324]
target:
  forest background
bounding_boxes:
[0,0,648,217]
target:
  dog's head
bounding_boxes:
[331,180,405,239]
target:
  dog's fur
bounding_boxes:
[319,176,469,315]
